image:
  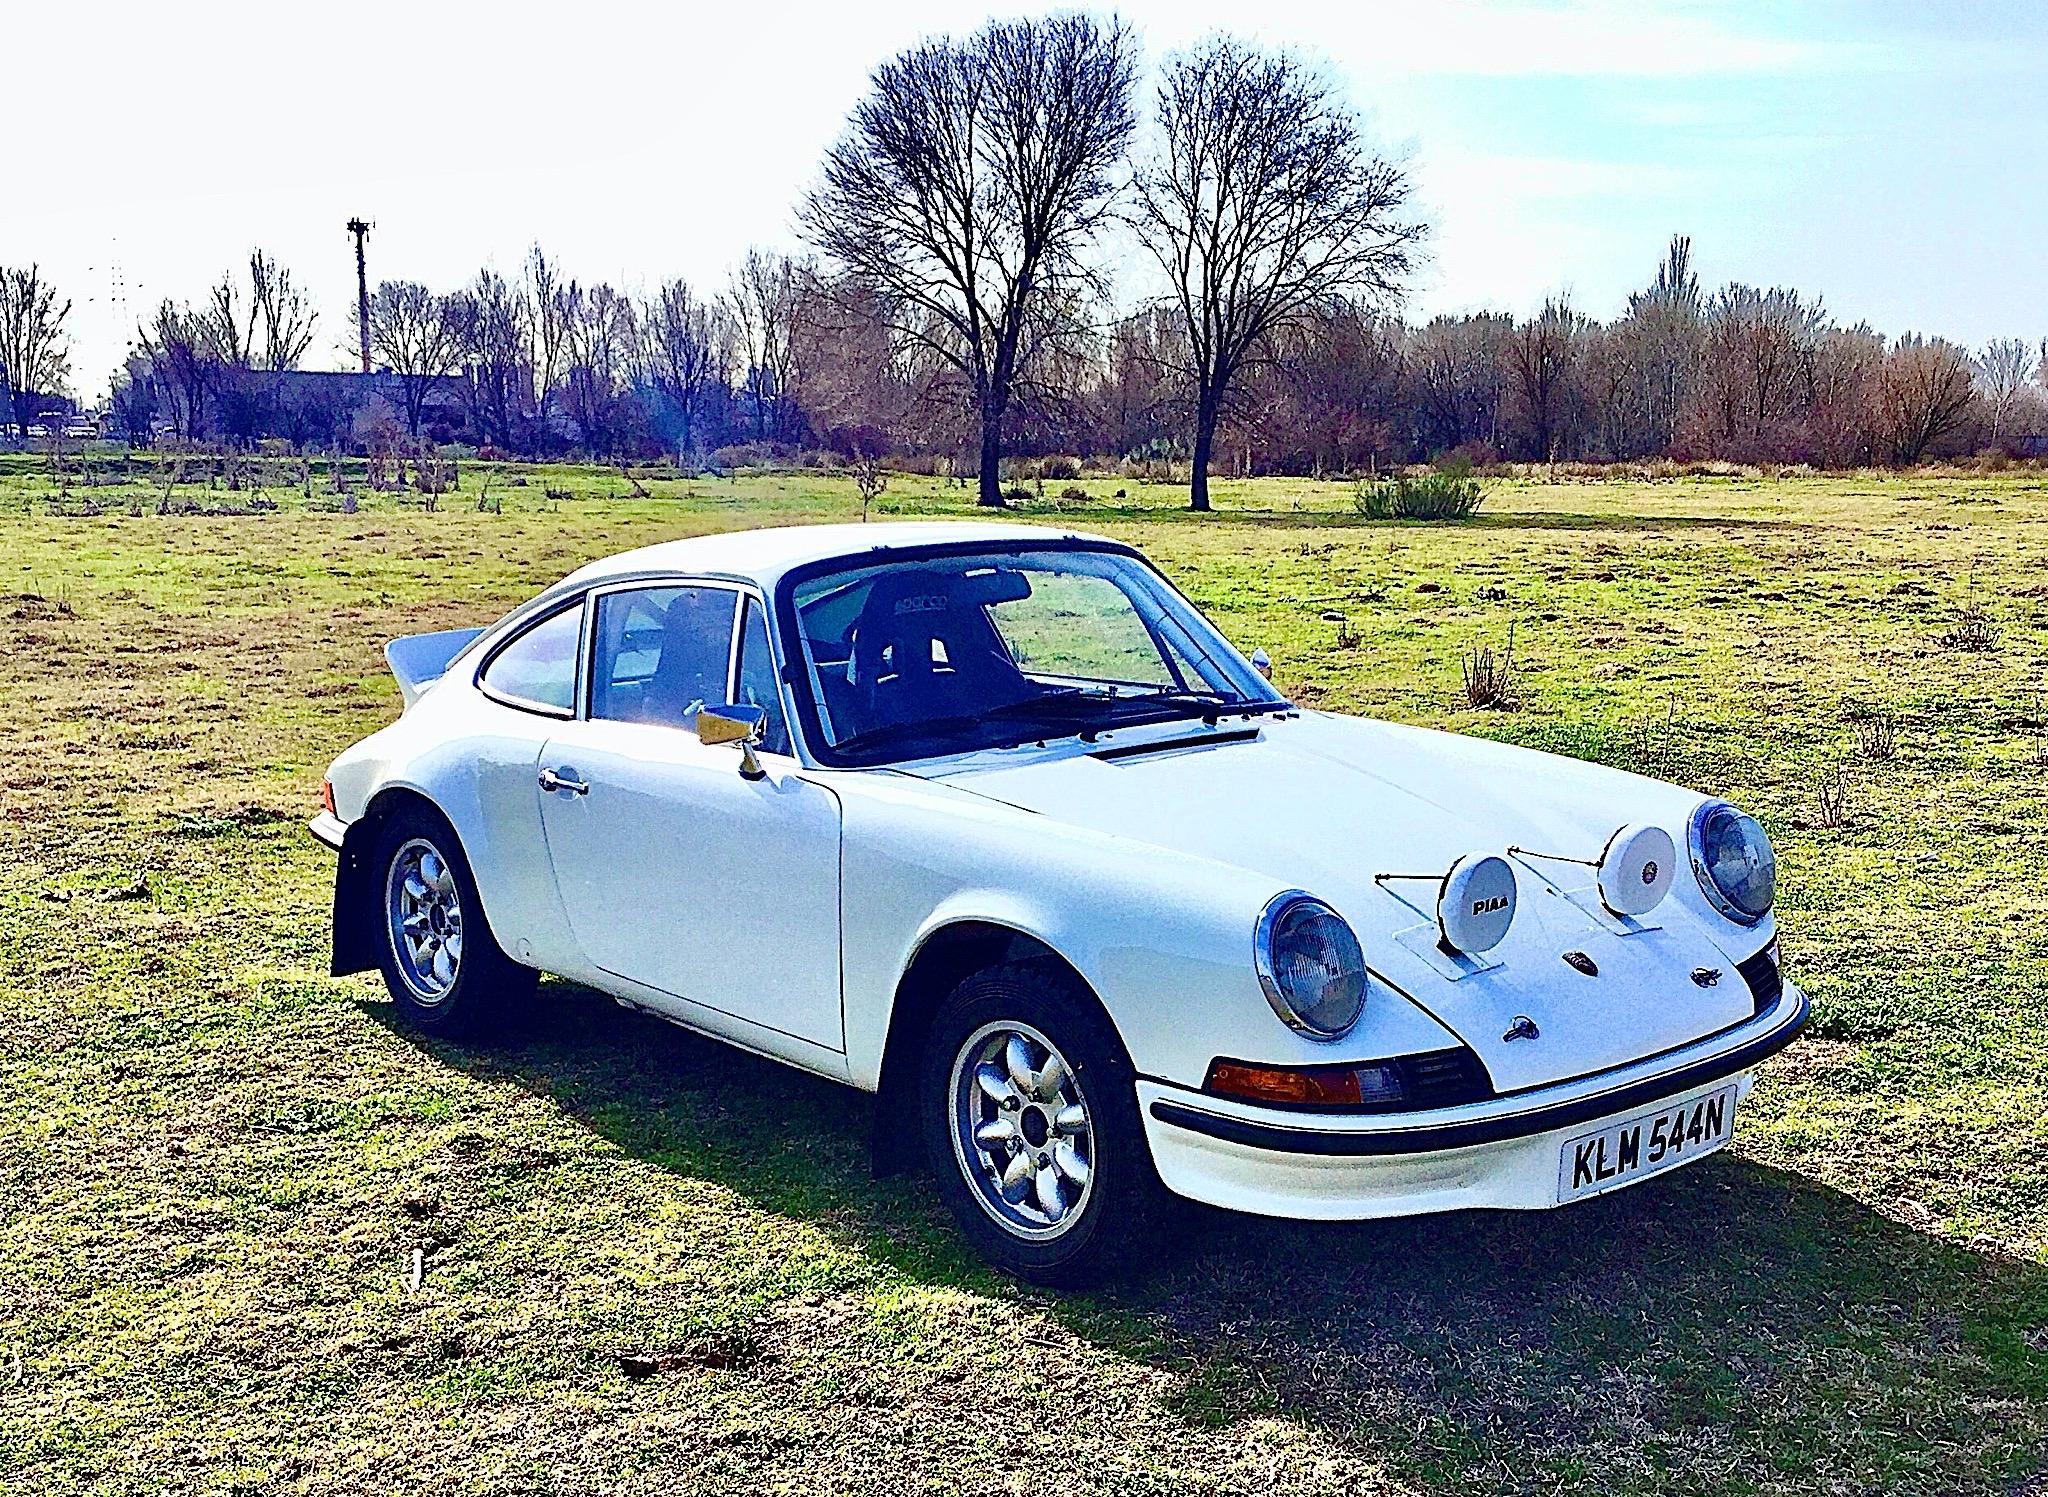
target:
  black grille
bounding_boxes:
[1400,1046,1495,1110]
[1736,942,1783,1017]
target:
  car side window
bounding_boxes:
[589,584,738,729]
[479,603,583,714]
[735,597,792,756]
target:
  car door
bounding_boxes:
[536,580,845,1054]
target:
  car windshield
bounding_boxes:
[785,545,1287,766]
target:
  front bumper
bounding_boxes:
[309,811,347,851]
[1139,981,1808,1220]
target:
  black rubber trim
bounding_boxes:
[1149,988,1809,1156]
[1090,727,1263,761]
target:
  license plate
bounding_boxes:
[1557,1084,1738,1203]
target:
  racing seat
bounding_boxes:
[847,571,1031,732]
[637,590,734,728]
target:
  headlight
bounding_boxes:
[1255,892,1368,1039]
[1688,801,1776,924]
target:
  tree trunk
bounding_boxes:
[977,405,1005,507]
[1189,392,1217,512]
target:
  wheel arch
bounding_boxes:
[868,918,1119,1177]
[330,784,453,976]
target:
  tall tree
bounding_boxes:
[1880,335,1975,463]
[725,249,803,443]
[137,299,216,441]
[641,277,728,457]
[802,13,1138,506]
[1975,337,2034,444]
[1134,37,1420,509]
[560,282,637,456]
[249,251,317,371]
[1507,298,1588,461]
[367,281,462,436]
[448,269,532,450]
[524,246,572,446]
[0,264,72,441]
[1615,234,1704,455]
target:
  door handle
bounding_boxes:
[538,767,589,796]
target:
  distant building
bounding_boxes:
[266,368,468,430]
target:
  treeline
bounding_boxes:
[7,15,2046,506]
[99,236,2046,473]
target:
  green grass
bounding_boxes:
[2,454,2045,1495]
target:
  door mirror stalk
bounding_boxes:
[697,703,769,780]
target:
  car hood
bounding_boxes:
[922,711,1766,1091]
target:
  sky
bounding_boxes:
[9,0,2045,401]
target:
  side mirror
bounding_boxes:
[697,703,769,781]
[1250,648,1272,680]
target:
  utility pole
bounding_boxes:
[346,217,373,373]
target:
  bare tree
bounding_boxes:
[1507,298,1588,461]
[448,269,532,451]
[1408,313,1509,455]
[1880,335,1975,463]
[1975,337,2033,444]
[1691,284,1824,457]
[725,249,805,443]
[524,245,572,444]
[641,277,729,458]
[368,281,462,436]
[249,251,317,371]
[803,14,1138,506]
[0,264,72,443]
[1134,38,1419,509]
[1614,235,1704,455]
[560,282,637,456]
[137,299,216,441]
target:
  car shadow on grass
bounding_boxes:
[368,981,2048,1493]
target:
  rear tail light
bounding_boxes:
[320,779,337,817]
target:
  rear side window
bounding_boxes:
[480,604,582,714]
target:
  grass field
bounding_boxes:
[2,455,2044,1496]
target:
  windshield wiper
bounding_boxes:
[1085,690,1285,726]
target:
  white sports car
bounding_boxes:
[313,522,1804,1283]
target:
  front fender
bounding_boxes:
[832,773,1462,1091]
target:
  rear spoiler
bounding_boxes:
[385,627,485,708]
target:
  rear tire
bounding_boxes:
[370,804,535,1038]
[920,960,1167,1287]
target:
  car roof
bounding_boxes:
[550,520,1122,595]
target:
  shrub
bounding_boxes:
[1059,485,1089,502]
[1356,467,1486,521]
[1036,455,1082,481]
[1460,621,1518,710]
[1939,605,2001,652]
[1001,485,1033,505]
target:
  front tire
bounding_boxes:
[371,805,535,1038]
[920,961,1165,1286]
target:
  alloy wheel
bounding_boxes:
[949,1021,1095,1239]
[385,836,464,1004]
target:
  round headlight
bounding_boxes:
[1688,801,1776,924]
[1255,892,1368,1039]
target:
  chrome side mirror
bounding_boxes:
[1250,648,1272,680]
[697,703,768,781]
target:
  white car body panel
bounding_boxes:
[317,520,1803,1225]
[536,718,844,1051]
